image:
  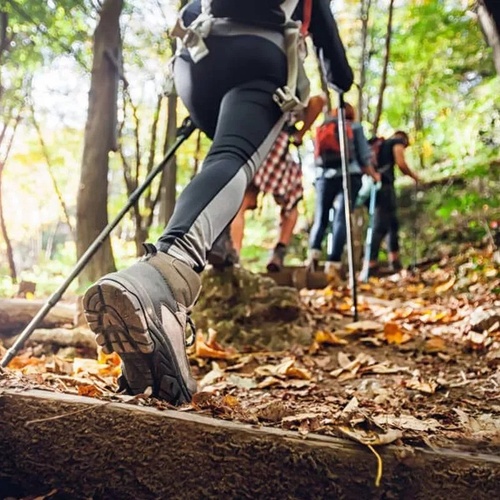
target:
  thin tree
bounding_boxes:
[357,0,372,124]
[477,0,500,75]
[76,0,123,284]
[0,114,22,283]
[30,105,74,235]
[372,0,395,136]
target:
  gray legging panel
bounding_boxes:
[156,35,287,271]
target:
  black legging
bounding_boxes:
[369,183,400,261]
[156,35,287,271]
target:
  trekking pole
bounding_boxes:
[409,182,419,272]
[361,182,378,283]
[1,117,196,368]
[335,91,358,320]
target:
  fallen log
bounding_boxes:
[0,298,76,336]
[1,327,97,350]
[0,390,499,500]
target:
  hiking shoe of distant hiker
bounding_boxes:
[388,259,403,273]
[307,249,322,272]
[266,244,287,273]
[83,244,201,405]
[207,227,239,270]
[324,261,343,285]
[359,264,380,282]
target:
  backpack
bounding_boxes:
[368,136,385,169]
[314,118,356,168]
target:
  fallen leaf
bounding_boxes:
[434,275,456,294]
[338,425,403,446]
[424,336,447,353]
[405,377,438,394]
[315,330,348,346]
[384,322,405,344]
[345,320,383,333]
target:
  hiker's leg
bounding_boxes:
[328,174,362,262]
[84,34,287,404]
[231,186,259,254]
[157,80,286,270]
[308,176,337,259]
[278,205,298,246]
[267,205,298,272]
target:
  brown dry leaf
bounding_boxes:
[195,331,234,360]
[345,320,383,333]
[77,383,102,397]
[254,357,312,380]
[406,377,438,394]
[257,376,282,389]
[424,336,447,353]
[286,366,313,380]
[222,394,239,408]
[338,425,403,446]
[8,354,46,372]
[330,353,374,378]
[373,414,441,432]
[198,361,226,388]
[315,330,348,346]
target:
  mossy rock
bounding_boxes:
[191,266,312,351]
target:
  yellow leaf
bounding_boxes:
[434,276,456,294]
[315,330,348,346]
[384,322,404,344]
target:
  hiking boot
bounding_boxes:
[207,227,239,270]
[324,261,343,285]
[359,264,380,282]
[307,249,322,272]
[266,244,287,273]
[83,244,201,405]
[388,259,403,273]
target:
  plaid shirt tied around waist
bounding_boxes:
[252,131,303,214]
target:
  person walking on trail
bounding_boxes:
[307,102,380,283]
[82,0,354,404]
[230,95,325,273]
[361,130,420,279]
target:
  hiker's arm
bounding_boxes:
[293,94,326,144]
[394,144,420,182]
[309,0,353,92]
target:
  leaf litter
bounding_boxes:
[1,247,499,458]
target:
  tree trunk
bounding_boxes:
[76,0,123,285]
[477,0,500,75]
[159,92,179,226]
[357,0,372,124]
[0,114,22,284]
[372,0,395,136]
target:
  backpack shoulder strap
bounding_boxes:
[301,0,313,36]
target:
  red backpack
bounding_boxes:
[314,118,356,168]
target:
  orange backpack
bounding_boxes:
[314,119,356,168]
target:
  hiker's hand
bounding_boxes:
[372,172,382,183]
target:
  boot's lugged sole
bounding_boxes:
[83,278,192,405]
